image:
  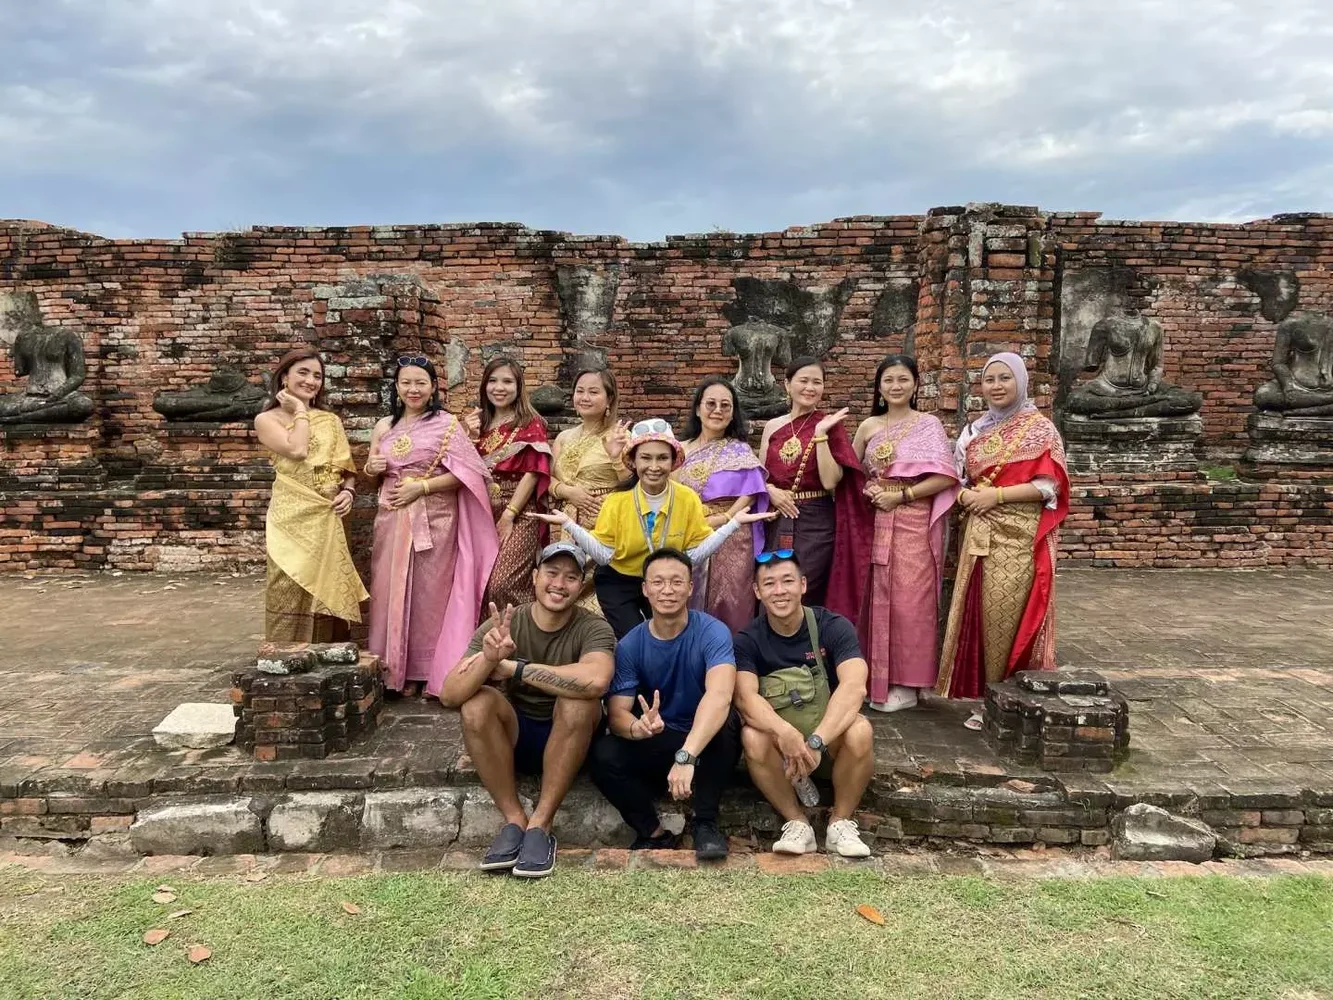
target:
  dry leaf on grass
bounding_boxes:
[341,901,362,915]
[244,870,269,883]
[151,891,177,904]
[142,929,170,946]
[168,910,193,920]
[187,945,212,965]
[856,904,886,926]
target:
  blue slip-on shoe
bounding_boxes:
[480,823,526,871]
[511,827,557,878]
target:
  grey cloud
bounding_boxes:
[1,0,1330,237]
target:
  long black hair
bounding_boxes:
[870,353,920,415]
[681,375,748,442]
[389,358,444,426]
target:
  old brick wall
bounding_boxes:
[2,206,1331,571]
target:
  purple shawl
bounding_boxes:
[674,437,769,555]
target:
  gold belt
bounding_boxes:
[792,489,833,502]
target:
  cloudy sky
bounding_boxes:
[4,0,1332,240]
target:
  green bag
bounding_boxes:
[758,607,830,737]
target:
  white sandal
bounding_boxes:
[963,711,985,731]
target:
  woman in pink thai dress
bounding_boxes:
[673,376,768,632]
[851,355,959,713]
[365,357,499,698]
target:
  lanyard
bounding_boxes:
[633,483,675,555]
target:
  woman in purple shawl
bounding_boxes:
[673,376,769,632]
[365,358,499,698]
[852,355,960,713]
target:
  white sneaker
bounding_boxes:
[772,819,818,855]
[825,818,872,858]
[868,686,918,714]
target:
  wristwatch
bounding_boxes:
[512,658,530,686]
[673,749,699,766]
[806,734,827,753]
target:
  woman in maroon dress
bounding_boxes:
[758,356,871,620]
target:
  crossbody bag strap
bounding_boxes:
[803,606,826,676]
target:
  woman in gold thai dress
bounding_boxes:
[254,348,368,641]
[548,367,629,613]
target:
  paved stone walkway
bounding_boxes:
[3,844,1332,880]
[1,568,1332,798]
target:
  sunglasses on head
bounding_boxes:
[754,549,795,564]
[631,418,672,436]
[396,355,430,368]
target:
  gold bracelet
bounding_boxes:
[293,413,310,422]
[905,486,916,503]
[811,434,829,444]
[421,480,431,496]
[505,505,520,517]
[995,486,1005,505]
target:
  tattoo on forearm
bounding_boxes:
[525,666,591,694]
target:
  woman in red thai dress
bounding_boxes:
[759,356,871,620]
[935,352,1070,730]
[852,355,959,714]
[466,356,552,610]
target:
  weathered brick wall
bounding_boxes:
[2,206,1332,571]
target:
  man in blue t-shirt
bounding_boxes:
[588,548,739,861]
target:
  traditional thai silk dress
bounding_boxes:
[478,416,552,609]
[763,412,872,619]
[552,429,622,613]
[936,411,1069,699]
[263,409,369,642]
[367,412,499,696]
[673,437,768,633]
[857,414,960,700]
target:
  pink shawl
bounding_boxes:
[374,412,499,695]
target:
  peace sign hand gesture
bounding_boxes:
[815,407,850,437]
[604,419,633,461]
[481,602,517,669]
[632,690,666,739]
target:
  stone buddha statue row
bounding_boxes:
[1065,310,1333,420]
[3,293,1332,427]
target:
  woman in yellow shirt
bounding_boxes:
[531,419,774,637]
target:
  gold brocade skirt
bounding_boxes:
[264,557,351,643]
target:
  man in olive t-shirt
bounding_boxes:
[440,543,616,878]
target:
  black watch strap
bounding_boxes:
[512,658,530,686]
[674,748,699,766]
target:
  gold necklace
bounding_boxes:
[871,413,921,467]
[778,412,817,464]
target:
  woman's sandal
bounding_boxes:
[963,712,985,731]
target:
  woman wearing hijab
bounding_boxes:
[935,353,1069,730]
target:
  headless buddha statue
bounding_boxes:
[0,294,94,424]
[153,366,267,422]
[1253,312,1333,416]
[1066,316,1201,419]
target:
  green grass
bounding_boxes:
[1,868,1331,999]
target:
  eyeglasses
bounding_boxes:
[754,549,795,564]
[631,418,672,436]
[396,355,429,368]
[701,400,733,412]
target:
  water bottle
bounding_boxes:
[792,775,820,808]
